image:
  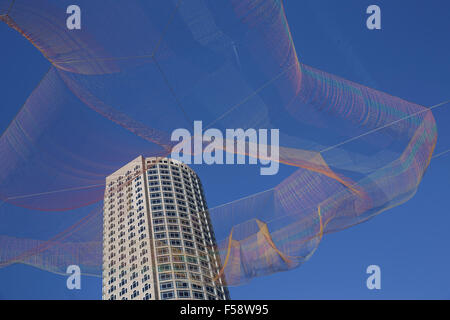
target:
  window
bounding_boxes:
[176,281,189,289]
[187,256,198,264]
[196,237,204,244]
[169,232,180,238]
[192,283,202,291]
[156,248,169,255]
[138,233,146,240]
[159,273,172,281]
[152,211,163,218]
[142,283,151,292]
[161,291,174,300]
[119,288,128,297]
[184,241,194,248]
[175,272,187,279]
[155,240,168,247]
[131,290,139,299]
[157,256,170,263]
[143,293,151,300]
[193,291,204,299]
[158,264,171,272]
[177,290,190,298]
[188,264,199,272]
[183,233,193,240]
[160,282,173,290]
[155,232,166,239]
[119,278,128,287]
[172,255,184,262]
[172,247,183,254]
[173,263,186,271]
[190,273,201,281]
[182,226,191,233]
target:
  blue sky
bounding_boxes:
[0,0,449,299]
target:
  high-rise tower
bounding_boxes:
[102,156,230,300]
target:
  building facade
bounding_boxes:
[102,156,230,300]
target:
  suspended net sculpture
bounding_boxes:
[0,0,437,285]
